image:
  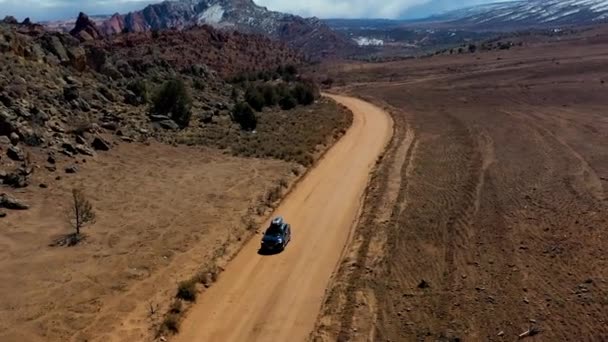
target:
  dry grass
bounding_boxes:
[177,98,352,166]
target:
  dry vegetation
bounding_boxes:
[177,98,352,167]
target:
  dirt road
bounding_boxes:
[174,95,392,342]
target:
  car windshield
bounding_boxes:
[266,224,283,236]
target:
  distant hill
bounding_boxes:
[413,0,608,30]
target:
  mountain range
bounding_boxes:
[40,0,608,59]
[421,0,608,30]
[47,0,354,59]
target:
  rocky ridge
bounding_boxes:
[0,16,304,216]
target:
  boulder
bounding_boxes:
[150,114,170,122]
[0,135,10,145]
[123,90,144,105]
[63,85,79,101]
[9,132,20,145]
[158,119,179,130]
[19,128,43,146]
[76,98,91,112]
[100,122,117,131]
[75,135,87,145]
[29,43,45,62]
[3,171,29,188]
[65,165,79,174]
[49,36,69,63]
[0,110,16,136]
[7,145,24,161]
[98,86,115,101]
[62,142,77,155]
[92,136,111,151]
[0,211,6,218]
[0,93,12,107]
[100,62,122,80]
[67,46,87,71]
[0,193,29,210]
[76,144,95,156]
[64,75,78,85]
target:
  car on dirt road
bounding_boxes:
[260,217,291,252]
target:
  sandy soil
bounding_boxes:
[315,31,608,341]
[0,142,296,342]
[173,95,392,342]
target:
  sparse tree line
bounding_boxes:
[124,64,319,132]
[429,40,523,57]
[230,65,320,131]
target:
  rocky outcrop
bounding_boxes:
[70,12,103,42]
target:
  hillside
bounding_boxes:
[97,0,354,59]
[416,0,608,30]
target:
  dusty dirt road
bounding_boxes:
[174,95,393,342]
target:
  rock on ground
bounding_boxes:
[0,193,29,210]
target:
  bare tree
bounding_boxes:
[68,188,96,236]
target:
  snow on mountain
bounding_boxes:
[428,0,608,29]
[95,0,354,58]
[197,4,225,25]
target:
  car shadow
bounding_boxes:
[257,248,283,256]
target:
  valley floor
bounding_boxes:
[0,142,295,341]
[314,34,608,341]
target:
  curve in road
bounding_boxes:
[174,94,393,342]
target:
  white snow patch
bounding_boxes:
[197,4,225,24]
[354,37,384,46]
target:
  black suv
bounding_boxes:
[260,216,292,252]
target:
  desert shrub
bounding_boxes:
[245,87,265,111]
[264,186,282,206]
[193,78,206,90]
[232,102,257,131]
[169,299,182,314]
[499,42,512,50]
[279,95,297,110]
[176,280,197,302]
[151,78,192,128]
[161,314,180,333]
[468,44,477,53]
[127,79,149,104]
[284,64,298,77]
[291,82,316,106]
[260,84,278,107]
[321,77,334,88]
